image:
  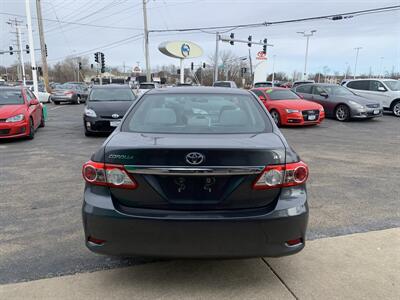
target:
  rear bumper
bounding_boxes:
[82,187,309,258]
[51,96,76,102]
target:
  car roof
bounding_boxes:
[146,86,250,95]
[0,86,23,90]
[344,78,397,82]
[251,87,288,91]
[91,84,131,89]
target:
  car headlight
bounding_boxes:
[6,114,25,123]
[349,100,364,109]
[286,109,300,113]
[84,108,97,117]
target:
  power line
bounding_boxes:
[148,5,400,33]
[0,12,142,30]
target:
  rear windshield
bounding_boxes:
[0,89,24,105]
[213,82,232,87]
[122,93,271,134]
[267,89,300,100]
[89,88,136,101]
[139,84,155,89]
[254,82,272,88]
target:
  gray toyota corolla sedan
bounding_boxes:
[294,83,382,121]
[82,87,309,258]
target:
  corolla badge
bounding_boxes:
[108,154,134,160]
[112,114,120,119]
[181,43,190,57]
[185,152,204,165]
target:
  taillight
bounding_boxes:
[82,160,137,189]
[253,161,308,190]
[64,90,74,95]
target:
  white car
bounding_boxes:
[136,82,160,96]
[343,79,400,116]
[28,84,51,103]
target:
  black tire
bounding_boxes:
[39,110,45,128]
[270,110,281,127]
[335,104,350,121]
[27,118,35,139]
[54,101,60,105]
[392,100,400,117]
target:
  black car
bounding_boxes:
[82,87,309,258]
[83,84,136,136]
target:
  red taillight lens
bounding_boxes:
[253,161,309,190]
[82,161,137,189]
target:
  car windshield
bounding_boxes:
[322,85,354,96]
[254,82,272,87]
[58,83,76,90]
[123,93,271,134]
[0,89,24,105]
[139,84,155,89]
[89,88,136,101]
[267,89,300,100]
[213,82,231,87]
[383,80,400,91]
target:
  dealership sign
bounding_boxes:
[256,51,267,60]
[158,41,203,59]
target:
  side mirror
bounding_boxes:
[259,95,266,101]
[29,98,39,106]
[320,92,329,98]
[378,86,386,92]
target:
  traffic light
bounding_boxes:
[90,63,94,69]
[26,45,30,54]
[9,46,13,55]
[263,38,267,54]
[37,67,43,76]
[191,62,194,71]
[177,69,180,75]
[45,44,48,57]
[247,35,252,47]
[100,52,105,73]
[332,15,343,20]
[202,62,206,68]
[78,62,82,70]
[229,33,234,45]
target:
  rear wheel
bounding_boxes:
[27,118,35,139]
[392,101,400,117]
[335,104,350,121]
[270,110,281,126]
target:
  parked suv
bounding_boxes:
[343,79,400,116]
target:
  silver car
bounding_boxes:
[294,84,382,121]
[343,79,400,117]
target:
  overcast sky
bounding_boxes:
[1,0,399,76]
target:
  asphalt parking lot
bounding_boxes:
[0,103,399,284]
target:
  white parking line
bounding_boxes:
[48,106,66,111]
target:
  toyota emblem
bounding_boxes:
[185,152,205,165]
[112,114,120,119]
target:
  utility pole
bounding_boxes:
[36,0,51,93]
[7,18,24,81]
[25,0,38,96]
[297,30,317,80]
[353,47,362,79]
[214,32,220,82]
[142,0,151,82]
[17,26,26,86]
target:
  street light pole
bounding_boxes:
[142,0,151,82]
[25,0,38,96]
[271,55,276,86]
[353,47,362,79]
[297,30,316,80]
[214,32,220,82]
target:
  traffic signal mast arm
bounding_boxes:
[220,35,273,47]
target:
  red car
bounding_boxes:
[0,86,45,139]
[251,87,325,126]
